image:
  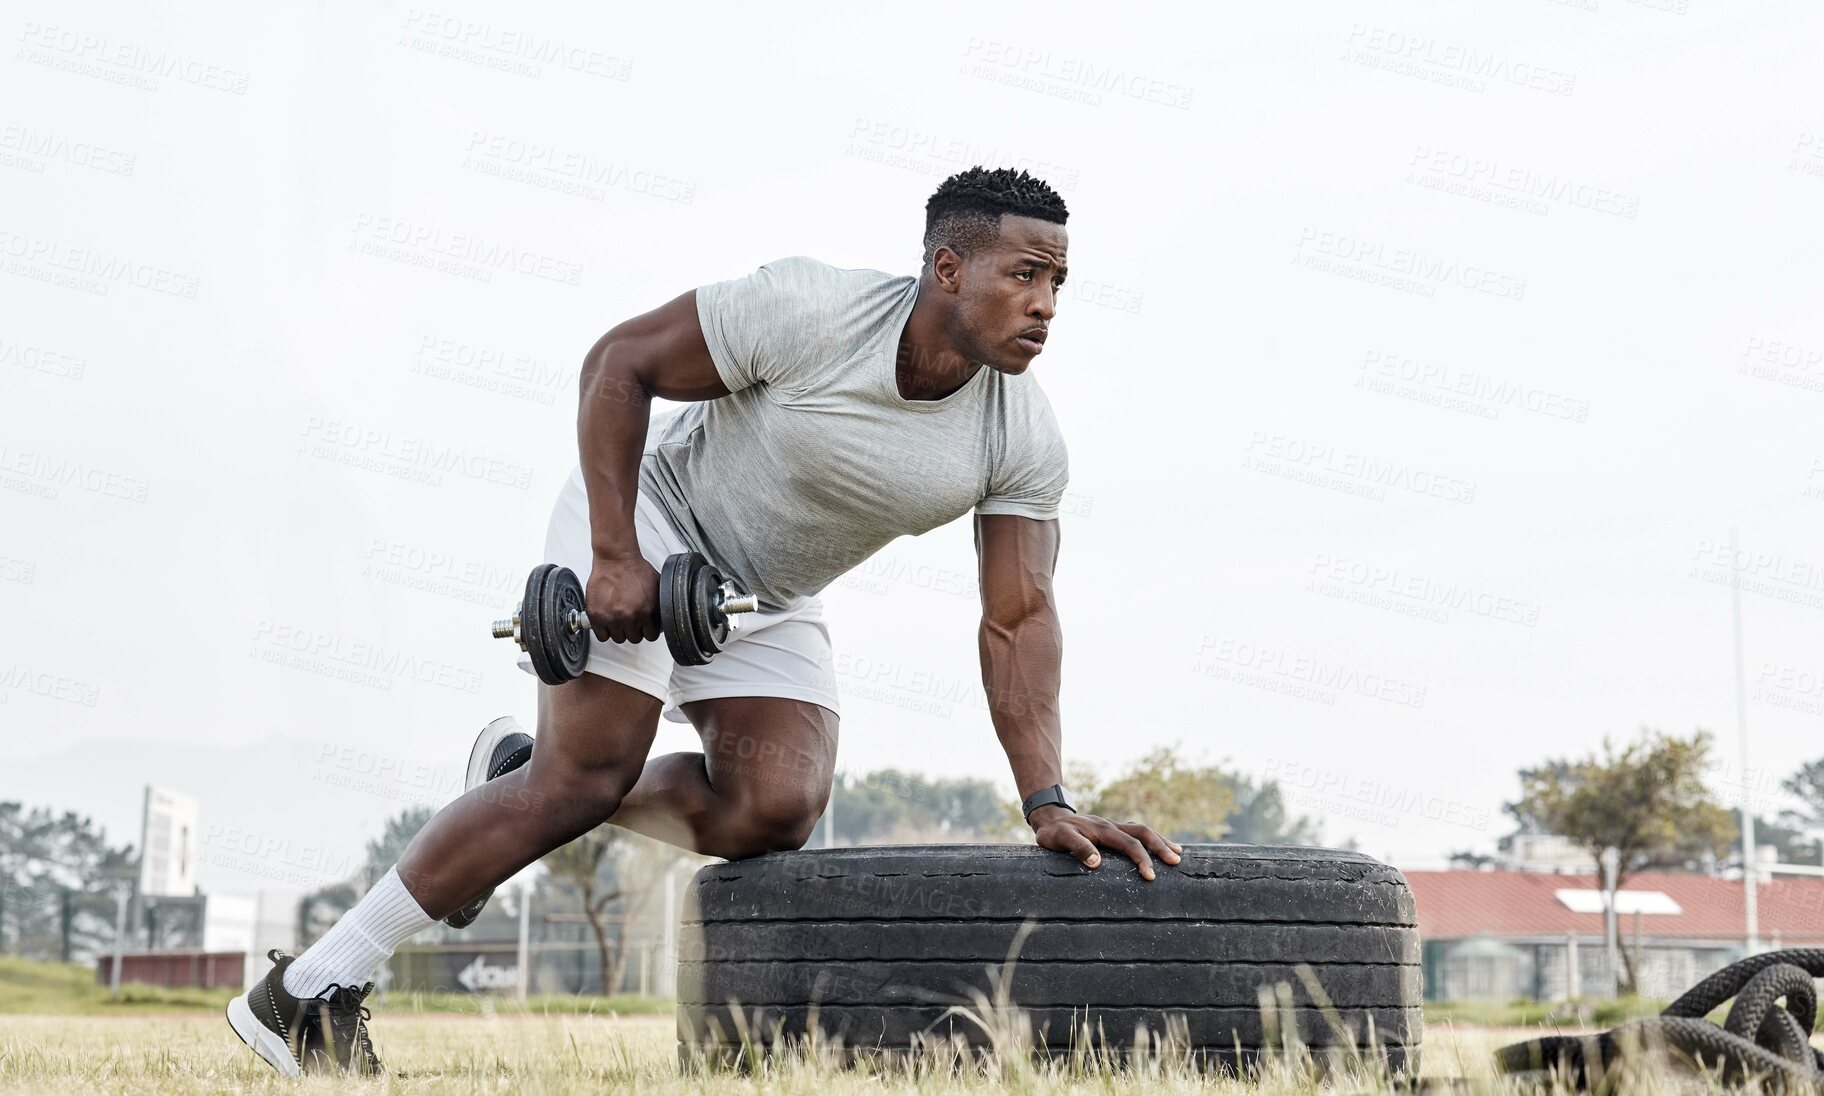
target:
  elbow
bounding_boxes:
[981,596,1059,638]
[578,332,645,409]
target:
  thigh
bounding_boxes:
[681,695,839,806]
[532,672,665,779]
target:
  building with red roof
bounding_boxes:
[1402,869,1824,1000]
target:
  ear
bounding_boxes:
[930,245,965,293]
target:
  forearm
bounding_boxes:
[576,334,653,561]
[978,605,1063,797]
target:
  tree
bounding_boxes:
[541,827,620,993]
[1448,850,1498,870]
[1082,746,1236,841]
[296,883,358,949]
[540,827,683,994]
[361,806,434,889]
[1731,815,1820,867]
[1509,728,1736,994]
[829,770,1023,844]
[1084,745,1326,845]
[1224,775,1319,845]
[0,803,136,962]
[1070,748,1317,845]
[1786,758,1824,826]
[1505,758,1577,835]
[599,837,683,993]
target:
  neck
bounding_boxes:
[895,278,981,401]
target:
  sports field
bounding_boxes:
[0,1010,1533,1095]
[4,960,1809,1093]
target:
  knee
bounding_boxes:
[722,785,827,858]
[525,757,639,839]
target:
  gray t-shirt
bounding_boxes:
[632,255,1069,611]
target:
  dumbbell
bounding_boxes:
[491,552,759,685]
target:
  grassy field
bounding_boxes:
[2,958,1813,1094]
[0,1011,1545,1095]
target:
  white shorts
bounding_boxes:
[519,469,841,725]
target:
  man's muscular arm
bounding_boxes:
[974,513,1182,879]
[575,290,730,642]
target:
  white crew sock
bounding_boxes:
[283,866,434,999]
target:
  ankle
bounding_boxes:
[282,867,433,998]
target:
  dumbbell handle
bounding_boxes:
[491,583,758,640]
[490,611,587,640]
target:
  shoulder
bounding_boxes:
[998,371,1067,449]
[976,372,1070,516]
[696,256,911,392]
[704,255,907,336]
[742,255,902,298]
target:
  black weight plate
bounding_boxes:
[661,553,702,666]
[544,565,589,682]
[701,563,731,649]
[680,555,717,665]
[521,564,558,685]
[690,564,728,658]
[688,565,715,660]
[657,553,682,664]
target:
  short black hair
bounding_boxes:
[922,166,1068,268]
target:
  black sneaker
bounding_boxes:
[443,715,535,929]
[226,949,382,1077]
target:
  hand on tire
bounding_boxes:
[1029,807,1182,881]
[586,556,662,643]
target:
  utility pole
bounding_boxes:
[1602,847,1621,998]
[516,880,532,1002]
[1729,527,1760,953]
[661,862,676,997]
[1565,931,1580,1002]
[109,888,129,998]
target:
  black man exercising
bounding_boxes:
[228,166,1180,1076]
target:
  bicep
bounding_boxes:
[974,513,1060,623]
[590,289,732,403]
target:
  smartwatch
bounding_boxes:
[1021,784,1075,823]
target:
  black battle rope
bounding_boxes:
[1493,948,1824,1091]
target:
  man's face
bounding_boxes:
[946,215,1068,375]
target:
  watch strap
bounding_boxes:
[1021,783,1074,822]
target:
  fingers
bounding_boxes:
[590,615,658,644]
[1120,822,1183,865]
[1093,821,1156,880]
[1039,825,1102,869]
[1038,817,1186,881]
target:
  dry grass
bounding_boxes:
[2,957,1811,1094]
[0,1008,1807,1095]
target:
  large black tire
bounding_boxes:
[677,844,1421,1072]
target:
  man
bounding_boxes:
[227,166,1181,1076]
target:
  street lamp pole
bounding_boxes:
[1729,527,1759,953]
[516,879,532,1001]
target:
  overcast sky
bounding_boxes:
[4,2,1822,898]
